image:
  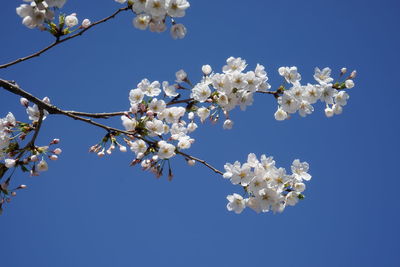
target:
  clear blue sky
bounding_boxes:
[1,0,399,266]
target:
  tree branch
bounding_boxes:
[176,151,223,175]
[0,6,130,69]
[64,110,126,118]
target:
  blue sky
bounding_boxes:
[1,0,399,266]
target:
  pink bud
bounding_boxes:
[146,111,154,118]
[50,138,60,145]
[18,184,27,189]
[53,148,62,155]
[11,192,17,197]
[49,155,58,161]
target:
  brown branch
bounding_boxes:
[64,110,126,119]
[1,78,225,177]
[0,6,130,69]
[0,79,140,138]
[26,108,44,148]
[176,151,223,175]
[15,108,44,162]
[167,98,194,106]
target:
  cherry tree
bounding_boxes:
[0,0,356,214]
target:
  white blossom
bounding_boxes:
[226,194,246,214]
[37,158,48,172]
[170,23,187,39]
[157,140,176,159]
[223,57,247,74]
[197,107,210,123]
[138,79,161,97]
[145,0,167,17]
[165,0,190,17]
[191,82,211,102]
[314,67,333,84]
[130,140,148,155]
[291,159,311,181]
[133,13,151,30]
[278,66,301,84]
[162,81,179,97]
[148,98,166,114]
[121,116,137,131]
[175,69,187,82]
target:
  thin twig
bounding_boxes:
[64,110,126,118]
[176,151,223,175]
[0,6,130,69]
[1,79,224,176]
[167,98,194,106]
[15,108,44,160]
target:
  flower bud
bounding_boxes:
[146,110,154,118]
[97,150,105,157]
[223,119,233,130]
[30,155,38,162]
[65,13,78,28]
[202,65,212,75]
[170,23,187,39]
[175,69,187,82]
[20,97,29,107]
[49,155,58,161]
[11,192,17,197]
[81,18,91,28]
[17,184,27,189]
[42,97,51,104]
[53,148,62,155]
[119,145,127,152]
[340,68,347,75]
[324,107,334,117]
[345,79,354,89]
[187,159,195,166]
[294,183,306,192]
[274,108,288,121]
[4,159,16,168]
[350,70,357,79]
[50,138,60,145]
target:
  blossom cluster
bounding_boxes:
[274,66,355,120]
[0,113,17,159]
[1,97,62,176]
[224,154,311,214]
[16,0,67,29]
[16,0,92,34]
[115,0,190,39]
[0,105,62,211]
[88,57,354,186]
